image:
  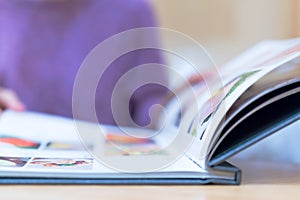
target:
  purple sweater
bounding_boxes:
[0,0,167,126]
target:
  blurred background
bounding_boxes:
[152,0,300,65]
[152,0,300,163]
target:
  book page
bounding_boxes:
[141,38,300,169]
[207,60,300,165]
[0,111,211,178]
[0,111,111,175]
[181,40,300,168]
[221,38,300,80]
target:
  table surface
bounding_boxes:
[1,158,300,200]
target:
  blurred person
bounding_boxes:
[0,0,168,127]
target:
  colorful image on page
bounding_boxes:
[0,156,30,167]
[104,132,166,156]
[27,158,93,170]
[45,141,85,151]
[188,78,239,137]
[0,135,41,149]
[190,70,260,138]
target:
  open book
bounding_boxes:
[0,38,299,185]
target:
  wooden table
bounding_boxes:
[1,158,300,200]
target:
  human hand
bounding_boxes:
[0,87,26,114]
